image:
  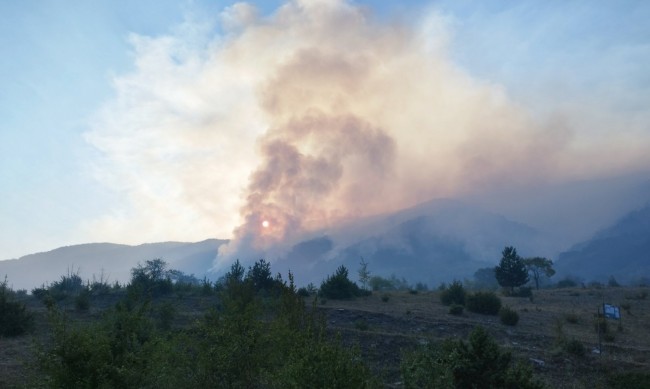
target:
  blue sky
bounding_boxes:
[1,0,649,260]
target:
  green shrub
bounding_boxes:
[607,371,650,389]
[449,304,464,315]
[75,289,90,312]
[564,339,585,357]
[1,279,34,337]
[440,280,466,306]
[499,306,519,326]
[556,278,578,288]
[381,294,390,302]
[296,287,310,297]
[319,266,366,300]
[466,291,502,315]
[401,327,544,389]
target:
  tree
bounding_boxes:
[358,257,371,291]
[494,247,529,294]
[320,265,365,300]
[246,259,274,292]
[523,257,555,290]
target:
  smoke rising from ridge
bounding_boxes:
[84,0,650,268]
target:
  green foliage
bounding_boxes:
[358,257,371,290]
[449,304,464,315]
[319,265,368,300]
[75,289,91,312]
[556,278,578,288]
[523,257,555,290]
[440,280,466,306]
[499,306,519,326]
[564,339,585,357]
[401,327,545,388]
[129,259,173,297]
[245,258,275,293]
[381,293,390,302]
[37,266,376,388]
[368,274,411,291]
[466,291,502,315]
[495,246,529,292]
[0,277,34,337]
[607,371,650,389]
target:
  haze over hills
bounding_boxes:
[0,239,225,291]
[556,204,650,284]
[3,176,649,291]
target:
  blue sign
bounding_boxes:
[603,304,621,320]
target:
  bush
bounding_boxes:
[507,286,532,298]
[556,278,578,288]
[440,280,466,306]
[319,266,367,300]
[381,294,390,302]
[564,339,585,357]
[499,306,519,326]
[1,278,34,337]
[75,290,90,312]
[401,326,544,389]
[449,304,464,315]
[466,291,502,315]
[296,287,310,297]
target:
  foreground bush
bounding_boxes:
[0,278,34,337]
[440,280,466,306]
[466,291,502,315]
[401,326,545,388]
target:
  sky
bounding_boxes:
[1,0,649,261]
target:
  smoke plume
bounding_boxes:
[84,0,650,269]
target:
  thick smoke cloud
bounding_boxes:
[85,0,650,269]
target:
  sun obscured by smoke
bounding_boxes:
[84,0,650,268]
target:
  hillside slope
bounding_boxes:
[556,205,650,284]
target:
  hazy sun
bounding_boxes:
[262,220,270,228]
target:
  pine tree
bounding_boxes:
[494,247,529,293]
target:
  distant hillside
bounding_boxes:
[0,239,226,291]
[273,199,548,287]
[556,204,650,284]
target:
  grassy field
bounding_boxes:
[1,285,649,388]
